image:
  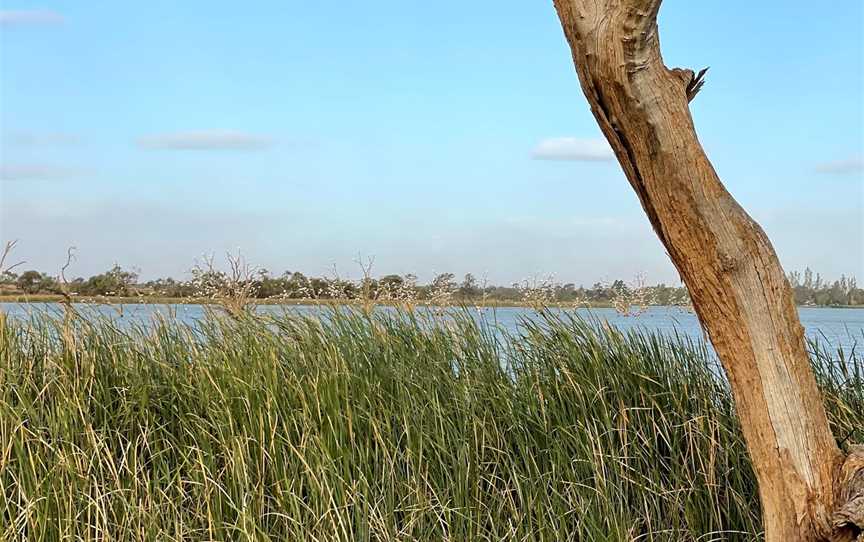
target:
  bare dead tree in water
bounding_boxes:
[190,250,260,319]
[0,241,24,320]
[0,240,24,280]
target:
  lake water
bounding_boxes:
[3,302,863,353]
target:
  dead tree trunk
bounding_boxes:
[551,1,863,540]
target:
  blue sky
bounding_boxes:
[1,1,862,284]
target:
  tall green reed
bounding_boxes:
[0,307,860,541]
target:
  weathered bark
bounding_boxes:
[551,1,864,540]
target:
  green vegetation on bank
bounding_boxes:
[2,263,862,307]
[1,307,861,541]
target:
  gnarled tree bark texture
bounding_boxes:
[551,1,863,540]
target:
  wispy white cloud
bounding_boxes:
[2,131,80,147]
[531,137,614,162]
[0,164,87,181]
[815,156,863,175]
[137,130,274,151]
[0,10,64,26]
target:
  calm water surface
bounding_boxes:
[3,303,863,352]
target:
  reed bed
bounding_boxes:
[0,307,860,541]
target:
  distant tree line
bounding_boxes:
[787,268,862,307]
[0,265,861,307]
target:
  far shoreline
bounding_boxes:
[1,295,862,310]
